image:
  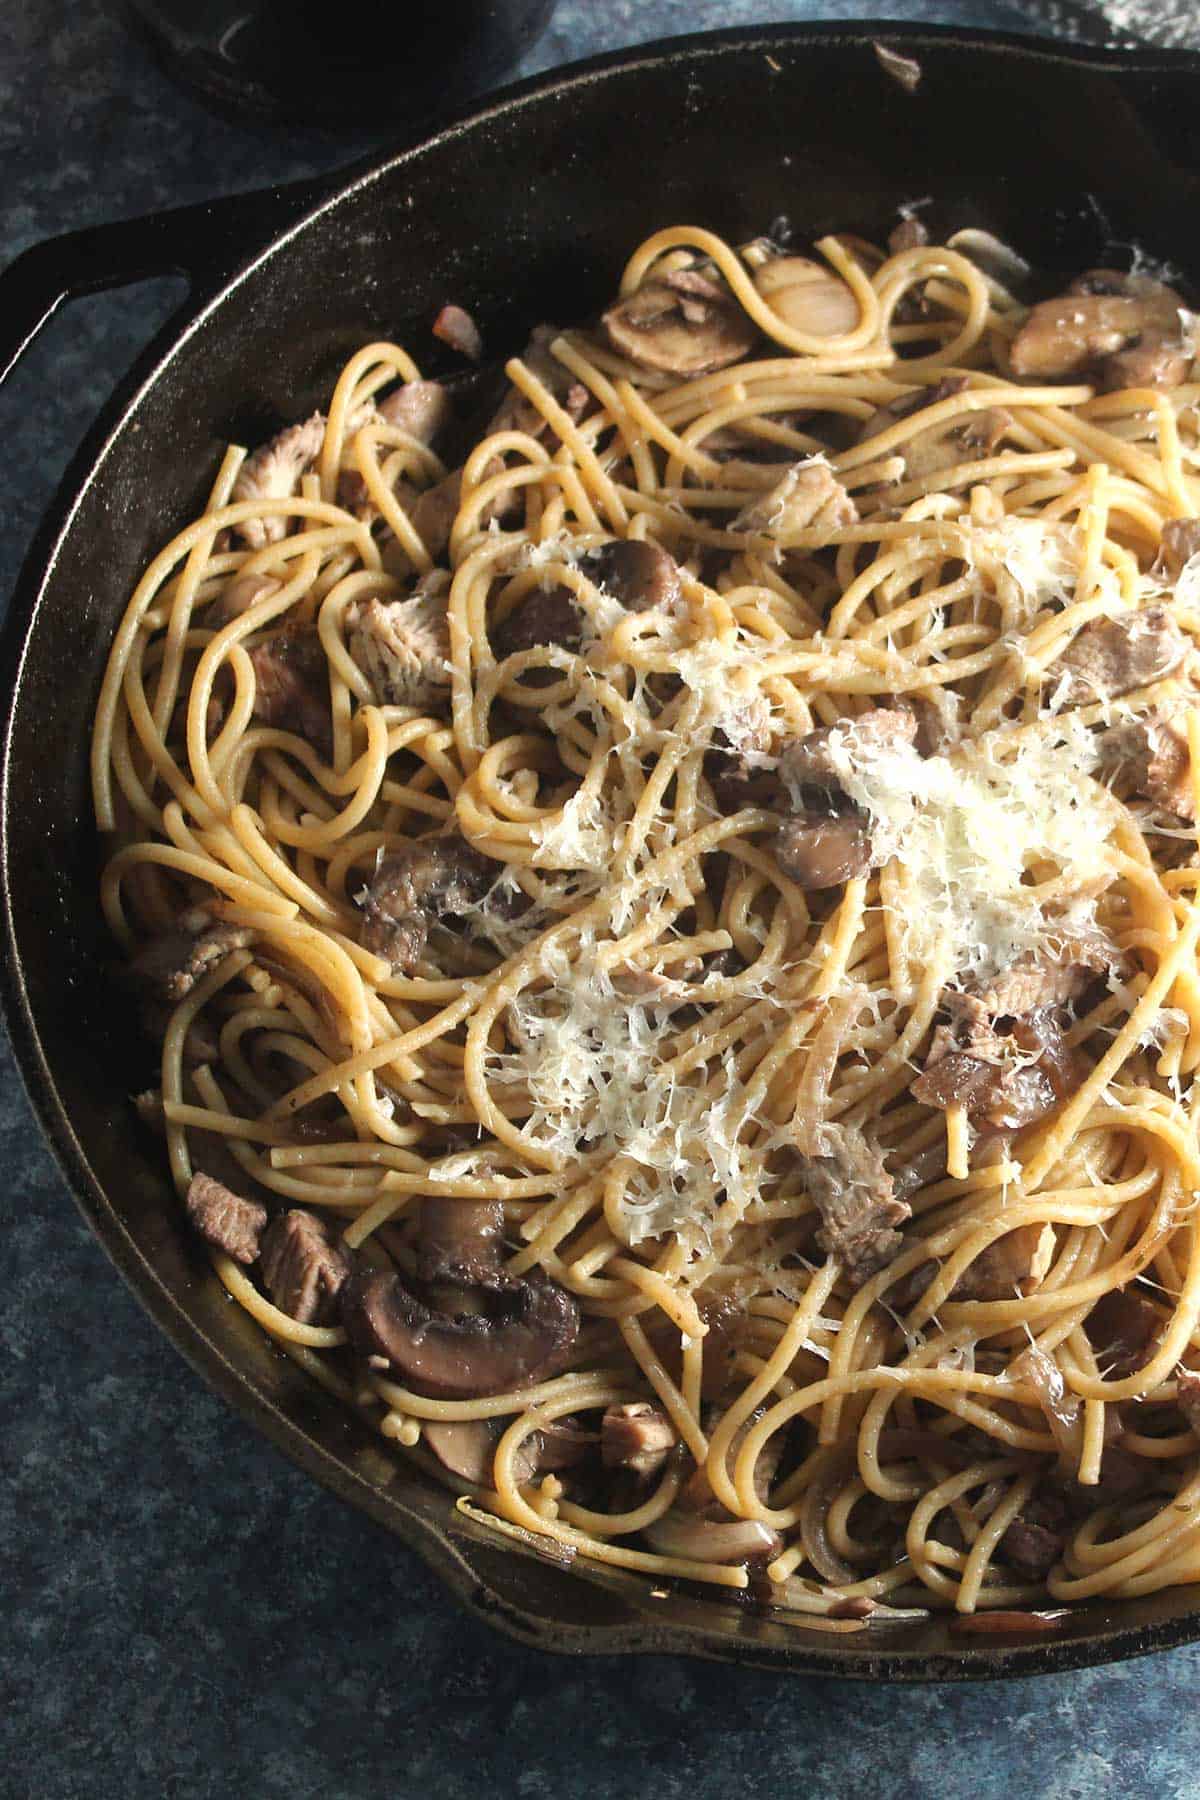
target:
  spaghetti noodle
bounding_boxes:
[93,219,1200,1623]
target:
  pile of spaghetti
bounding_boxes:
[93,218,1200,1627]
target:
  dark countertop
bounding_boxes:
[5,4,1200,1796]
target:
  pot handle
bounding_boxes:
[0,179,331,383]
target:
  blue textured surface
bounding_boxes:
[5,3,1200,1795]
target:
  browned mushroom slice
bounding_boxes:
[432,302,483,362]
[231,413,327,548]
[417,1196,509,1290]
[1052,606,1190,703]
[358,833,496,971]
[341,1266,580,1398]
[774,812,873,888]
[346,570,451,710]
[422,1415,592,1486]
[260,1209,351,1325]
[1000,1500,1068,1581]
[733,457,858,538]
[858,375,1012,483]
[1010,270,1195,393]
[602,267,756,377]
[751,254,861,338]
[494,538,681,658]
[601,1402,678,1479]
[777,705,918,793]
[914,1005,1086,1136]
[888,216,929,256]
[792,1125,911,1288]
[185,1171,267,1266]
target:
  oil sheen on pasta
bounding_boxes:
[92,219,1200,1629]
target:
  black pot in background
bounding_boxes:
[122,0,559,124]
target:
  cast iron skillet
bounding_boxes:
[6,22,1200,1680]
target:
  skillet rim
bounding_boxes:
[7,19,1200,1679]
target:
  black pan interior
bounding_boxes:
[7,25,1200,1677]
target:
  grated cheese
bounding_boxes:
[809,710,1116,984]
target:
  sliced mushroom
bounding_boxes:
[231,413,327,549]
[642,1512,782,1565]
[1010,270,1195,392]
[417,1195,509,1289]
[247,628,333,756]
[602,266,757,377]
[751,254,860,338]
[422,1415,592,1486]
[341,1266,580,1398]
[494,538,680,658]
[858,375,1012,483]
[774,812,873,888]
[432,303,483,362]
[888,216,929,256]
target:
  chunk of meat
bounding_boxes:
[966,930,1123,1016]
[601,1402,677,1479]
[1177,1366,1200,1433]
[751,255,860,338]
[913,1004,1087,1135]
[1085,1287,1161,1380]
[185,1171,267,1266]
[951,1222,1054,1301]
[358,833,495,971]
[260,1209,351,1325]
[211,572,280,626]
[488,324,591,443]
[602,266,757,377]
[248,629,332,754]
[858,375,1012,483]
[1010,269,1195,392]
[1101,711,1194,818]
[432,303,483,362]
[794,1125,911,1287]
[376,378,453,445]
[1153,517,1200,584]
[888,216,929,256]
[1000,1509,1066,1581]
[733,457,858,537]
[131,908,253,1004]
[1053,606,1189,703]
[231,413,326,549]
[346,570,451,710]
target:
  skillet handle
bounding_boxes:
[0,180,329,383]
